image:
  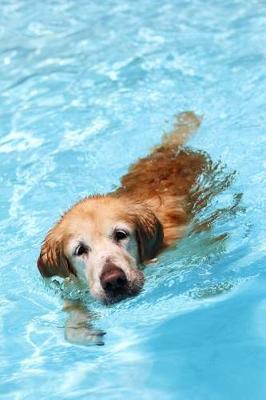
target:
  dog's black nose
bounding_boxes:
[100,264,127,295]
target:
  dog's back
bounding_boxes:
[115,112,207,246]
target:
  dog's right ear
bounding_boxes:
[37,229,74,278]
[129,204,164,263]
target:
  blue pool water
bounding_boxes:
[1,0,266,399]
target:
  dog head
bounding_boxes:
[37,196,163,303]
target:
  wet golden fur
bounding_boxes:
[37,111,209,345]
[38,112,206,301]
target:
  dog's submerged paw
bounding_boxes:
[65,324,106,346]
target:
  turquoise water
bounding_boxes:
[1,0,266,399]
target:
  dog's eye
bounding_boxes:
[114,229,129,242]
[74,243,88,256]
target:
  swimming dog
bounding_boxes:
[38,111,206,344]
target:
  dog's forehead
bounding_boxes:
[61,196,133,237]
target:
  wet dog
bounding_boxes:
[37,111,206,344]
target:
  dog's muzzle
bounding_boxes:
[100,263,129,301]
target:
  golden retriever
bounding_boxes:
[37,111,206,344]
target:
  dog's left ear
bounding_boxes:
[132,205,164,263]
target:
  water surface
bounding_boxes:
[1,0,266,399]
